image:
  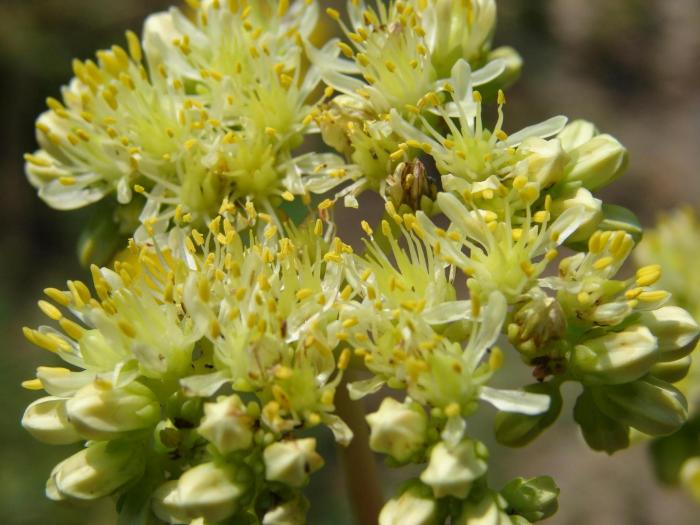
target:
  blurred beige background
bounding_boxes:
[0,1,698,523]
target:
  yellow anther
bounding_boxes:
[326,7,340,20]
[637,290,670,303]
[593,256,614,270]
[22,379,44,390]
[38,300,62,321]
[489,346,504,370]
[318,199,334,211]
[577,291,592,305]
[281,191,294,202]
[497,90,506,105]
[337,42,354,58]
[338,348,351,370]
[59,318,85,340]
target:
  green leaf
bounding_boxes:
[573,388,629,454]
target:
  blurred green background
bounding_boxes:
[1,1,699,523]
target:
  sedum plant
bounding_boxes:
[18,1,700,524]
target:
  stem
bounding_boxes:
[335,377,384,525]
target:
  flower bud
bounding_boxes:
[494,383,562,447]
[593,376,688,436]
[508,294,566,356]
[262,496,310,525]
[22,397,81,445]
[564,134,627,190]
[501,476,559,522]
[66,380,160,439]
[366,398,428,462]
[378,489,437,525]
[152,462,245,523]
[264,438,324,488]
[571,325,658,385]
[420,439,488,498]
[649,355,692,384]
[640,306,700,362]
[48,441,144,501]
[198,395,254,454]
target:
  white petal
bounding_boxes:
[480,386,550,415]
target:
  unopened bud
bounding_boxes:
[571,325,658,385]
[366,398,428,462]
[379,488,437,525]
[152,462,245,523]
[47,441,144,501]
[198,395,254,454]
[564,133,627,190]
[593,376,688,436]
[264,438,324,487]
[649,355,692,384]
[640,306,700,362]
[420,439,488,498]
[22,396,81,444]
[501,476,559,522]
[66,380,160,439]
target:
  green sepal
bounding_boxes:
[501,476,559,522]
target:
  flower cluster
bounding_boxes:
[19,1,700,524]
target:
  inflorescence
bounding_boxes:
[19,1,700,524]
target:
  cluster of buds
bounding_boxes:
[19,1,700,523]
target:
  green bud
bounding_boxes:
[570,325,658,385]
[420,440,488,499]
[378,488,437,525]
[494,383,562,447]
[501,476,559,522]
[262,495,310,525]
[22,396,81,445]
[649,355,692,384]
[198,395,254,454]
[47,441,144,501]
[152,462,244,523]
[66,380,161,440]
[366,398,428,462]
[564,133,628,191]
[263,438,324,488]
[640,306,700,362]
[573,388,630,454]
[593,376,688,436]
